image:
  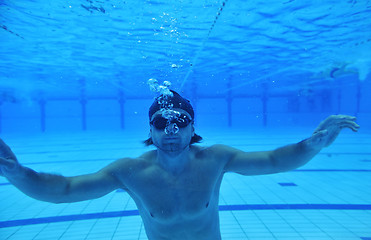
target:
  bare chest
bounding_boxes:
[128,164,223,221]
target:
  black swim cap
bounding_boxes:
[149,90,194,120]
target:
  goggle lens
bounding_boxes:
[151,114,192,129]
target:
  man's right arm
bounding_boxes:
[0,138,125,204]
[5,163,123,203]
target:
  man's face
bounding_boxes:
[150,108,195,152]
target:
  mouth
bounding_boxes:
[163,136,179,141]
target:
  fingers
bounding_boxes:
[326,115,356,123]
[329,115,356,124]
[0,157,20,177]
[0,138,18,161]
[339,121,360,132]
[327,115,360,131]
[334,116,360,131]
[333,114,356,120]
[0,138,11,151]
[315,115,354,133]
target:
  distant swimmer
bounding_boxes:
[329,66,342,78]
[314,59,371,81]
[0,84,360,239]
[313,63,353,80]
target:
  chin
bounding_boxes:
[164,143,181,151]
[161,142,188,152]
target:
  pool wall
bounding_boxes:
[1,75,370,134]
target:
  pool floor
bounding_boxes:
[0,129,370,239]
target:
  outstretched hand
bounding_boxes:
[305,115,360,149]
[0,138,19,177]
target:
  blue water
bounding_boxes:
[0,0,371,239]
[1,0,371,133]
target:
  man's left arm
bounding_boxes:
[223,115,360,175]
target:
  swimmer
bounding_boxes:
[0,90,360,240]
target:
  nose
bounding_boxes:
[165,123,179,135]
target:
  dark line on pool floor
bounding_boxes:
[1,169,371,186]
[293,169,371,172]
[1,204,371,228]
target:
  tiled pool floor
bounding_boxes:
[0,130,370,239]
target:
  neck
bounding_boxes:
[156,145,191,175]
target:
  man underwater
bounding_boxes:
[0,90,360,240]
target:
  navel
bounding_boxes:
[205,202,209,208]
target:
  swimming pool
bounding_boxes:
[0,130,370,239]
[1,0,371,239]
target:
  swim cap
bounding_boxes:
[149,90,194,120]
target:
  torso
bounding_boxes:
[115,145,227,240]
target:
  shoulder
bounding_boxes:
[192,144,241,163]
[108,151,155,174]
[208,144,242,156]
[191,144,228,152]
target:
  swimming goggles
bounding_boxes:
[150,114,193,130]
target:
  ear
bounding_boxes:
[191,123,195,137]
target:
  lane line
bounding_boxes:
[1,204,371,228]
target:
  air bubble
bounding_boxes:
[165,123,179,135]
[148,78,159,92]
[163,81,171,87]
